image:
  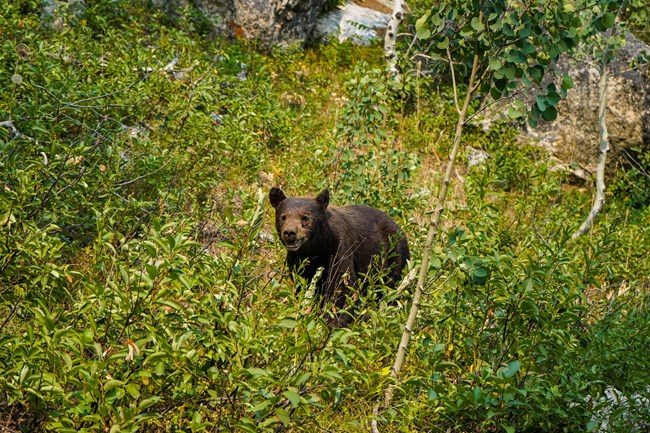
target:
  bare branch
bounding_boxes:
[0,120,35,142]
[447,47,461,115]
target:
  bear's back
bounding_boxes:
[330,205,402,238]
[327,205,408,261]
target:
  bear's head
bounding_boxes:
[269,187,329,253]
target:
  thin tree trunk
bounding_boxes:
[572,35,613,239]
[384,0,407,77]
[378,48,482,416]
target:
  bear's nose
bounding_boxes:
[283,229,296,241]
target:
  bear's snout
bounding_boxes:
[279,220,307,251]
[283,229,297,241]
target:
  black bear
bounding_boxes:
[269,186,409,327]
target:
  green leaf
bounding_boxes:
[276,408,291,425]
[502,424,516,433]
[473,267,488,278]
[250,400,271,412]
[246,367,271,378]
[417,28,432,40]
[529,105,541,128]
[561,74,574,90]
[460,24,474,37]
[40,385,64,394]
[277,318,298,328]
[0,210,15,226]
[541,106,558,121]
[431,12,445,32]
[601,12,616,29]
[473,387,482,402]
[294,372,311,386]
[322,366,343,380]
[283,390,301,408]
[154,361,165,376]
[490,86,503,101]
[520,298,540,316]
[144,352,168,365]
[436,36,450,50]
[139,396,161,409]
[436,361,459,371]
[520,41,536,55]
[156,299,182,311]
[507,50,527,64]
[546,91,561,107]
[494,78,508,91]
[433,343,446,353]
[104,379,124,392]
[234,418,258,433]
[489,57,502,71]
[522,277,534,291]
[586,420,599,432]
[504,360,521,378]
[503,66,516,80]
[415,14,431,40]
[126,383,141,399]
[528,65,545,83]
[471,17,485,32]
[145,263,158,279]
[259,416,280,429]
[143,241,157,258]
[507,106,523,119]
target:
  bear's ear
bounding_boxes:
[269,187,287,209]
[316,189,330,209]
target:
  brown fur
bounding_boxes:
[269,187,409,327]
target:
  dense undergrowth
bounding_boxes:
[1,1,649,432]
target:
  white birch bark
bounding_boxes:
[572,35,614,239]
[384,0,407,77]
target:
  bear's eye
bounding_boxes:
[300,215,309,223]
[281,215,287,221]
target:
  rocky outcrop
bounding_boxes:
[530,33,649,169]
[191,0,327,48]
[150,0,392,48]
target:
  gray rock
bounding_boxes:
[191,0,327,48]
[41,0,86,30]
[587,386,650,433]
[530,33,649,169]
[467,147,489,168]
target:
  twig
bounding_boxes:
[371,404,381,433]
[394,267,418,298]
[0,120,35,142]
[114,161,170,187]
[446,47,461,115]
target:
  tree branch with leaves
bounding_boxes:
[374,0,624,422]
